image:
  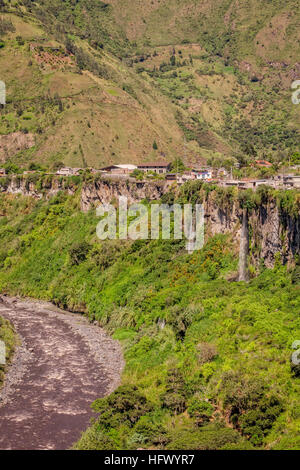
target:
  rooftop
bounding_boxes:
[138,162,170,168]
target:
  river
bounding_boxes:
[0,296,123,450]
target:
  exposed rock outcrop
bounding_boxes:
[80,178,167,211]
[0,176,299,269]
[0,132,35,162]
[203,198,299,268]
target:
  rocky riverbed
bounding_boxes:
[0,296,124,450]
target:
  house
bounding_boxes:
[176,172,197,184]
[282,175,300,188]
[243,179,269,189]
[89,168,104,175]
[56,167,80,176]
[192,168,213,180]
[23,170,37,175]
[217,168,229,179]
[165,173,177,181]
[222,180,241,188]
[0,168,6,176]
[182,171,196,180]
[254,160,273,168]
[137,162,171,175]
[101,164,137,175]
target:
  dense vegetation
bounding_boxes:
[0,315,16,389]
[0,186,299,450]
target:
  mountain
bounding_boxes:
[0,0,299,169]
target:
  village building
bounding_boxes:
[137,162,171,174]
[222,180,242,188]
[192,168,213,180]
[182,171,196,180]
[222,179,274,190]
[23,170,37,175]
[176,172,196,184]
[165,173,177,181]
[217,168,229,179]
[282,175,300,189]
[244,179,270,189]
[56,167,80,176]
[100,164,137,175]
[253,160,273,168]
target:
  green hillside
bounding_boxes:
[0,185,299,450]
[0,0,299,169]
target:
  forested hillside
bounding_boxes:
[0,0,299,168]
[0,184,299,450]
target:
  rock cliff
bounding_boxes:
[1,176,299,268]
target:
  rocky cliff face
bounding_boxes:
[0,176,168,208]
[80,178,167,212]
[0,175,76,199]
[1,176,299,268]
[249,200,300,268]
[203,198,300,268]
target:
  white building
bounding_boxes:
[56,167,80,176]
[193,168,213,180]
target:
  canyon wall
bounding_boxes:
[80,178,167,211]
[204,198,300,268]
[0,175,167,208]
[1,176,299,268]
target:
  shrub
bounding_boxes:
[167,425,241,450]
[92,385,152,430]
[187,397,214,426]
[197,342,217,365]
[133,416,167,445]
[74,427,116,450]
[161,368,188,414]
[219,372,283,445]
[69,241,91,265]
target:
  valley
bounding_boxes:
[0,0,299,453]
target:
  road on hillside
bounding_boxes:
[0,297,123,450]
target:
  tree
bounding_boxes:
[69,241,91,265]
[170,158,186,173]
[52,161,65,172]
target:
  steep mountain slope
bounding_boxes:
[0,5,185,168]
[107,0,300,64]
[0,0,299,168]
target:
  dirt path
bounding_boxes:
[0,297,124,450]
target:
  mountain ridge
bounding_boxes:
[0,0,299,169]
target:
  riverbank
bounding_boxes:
[0,311,16,391]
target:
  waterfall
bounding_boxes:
[238,208,249,282]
